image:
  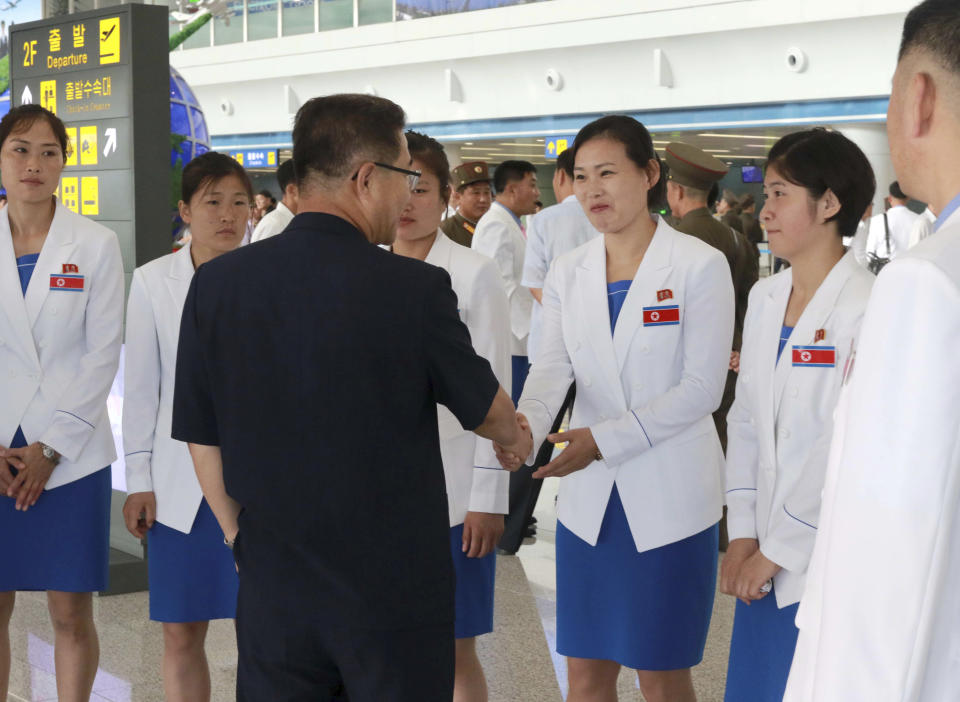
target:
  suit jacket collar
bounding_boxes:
[424,229,455,270]
[493,200,522,229]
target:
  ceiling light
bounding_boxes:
[744,144,770,149]
[697,133,781,140]
[703,149,730,153]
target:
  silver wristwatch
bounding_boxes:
[39,443,60,465]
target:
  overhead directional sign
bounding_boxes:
[12,4,170,270]
[232,149,279,168]
[544,135,576,160]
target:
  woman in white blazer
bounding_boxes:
[719,129,876,702]
[504,116,734,702]
[390,131,512,702]
[122,152,252,702]
[0,105,123,700]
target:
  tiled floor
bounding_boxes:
[6,478,735,701]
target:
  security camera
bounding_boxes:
[785,47,808,73]
[545,69,564,91]
[219,99,234,115]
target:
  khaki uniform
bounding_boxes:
[440,212,476,248]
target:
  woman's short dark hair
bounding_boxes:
[765,128,875,239]
[292,94,406,185]
[405,130,451,205]
[570,115,666,210]
[181,151,254,203]
[0,104,70,160]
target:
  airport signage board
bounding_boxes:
[544,134,576,159]
[231,149,278,168]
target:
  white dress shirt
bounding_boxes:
[866,205,919,260]
[521,195,601,363]
[251,201,295,243]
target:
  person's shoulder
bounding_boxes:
[136,249,181,281]
[894,223,960,291]
[65,206,118,245]
[550,233,599,275]
[669,217,730,263]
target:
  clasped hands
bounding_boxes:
[719,538,781,605]
[0,442,58,511]
[494,413,601,479]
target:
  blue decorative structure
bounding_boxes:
[170,65,211,169]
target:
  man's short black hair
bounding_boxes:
[765,128,876,239]
[292,94,406,185]
[277,159,296,193]
[899,0,960,75]
[890,181,908,200]
[556,148,575,178]
[493,160,537,193]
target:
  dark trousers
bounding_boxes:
[499,383,576,554]
[234,537,454,701]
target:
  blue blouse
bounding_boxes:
[16,253,39,295]
[778,324,794,362]
[607,280,632,333]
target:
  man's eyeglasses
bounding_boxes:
[353,162,421,191]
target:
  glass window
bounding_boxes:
[247,0,279,41]
[182,16,213,49]
[318,0,352,31]
[283,0,314,35]
[358,0,392,25]
[215,0,245,45]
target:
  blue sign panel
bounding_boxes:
[231,149,278,168]
[544,135,576,160]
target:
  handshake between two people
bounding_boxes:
[493,412,601,480]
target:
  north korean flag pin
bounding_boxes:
[814,328,826,343]
[62,263,79,274]
[657,289,673,302]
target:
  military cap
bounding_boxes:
[664,142,729,192]
[452,161,491,191]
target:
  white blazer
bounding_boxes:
[784,209,960,702]
[425,231,511,525]
[726,251,873,607]
[0,202,123,488]
[122,244,202,534]
[472,201,533,356]
[518,218,735,551]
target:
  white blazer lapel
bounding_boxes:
[424,229,454,271]
[613,221,673,374]
[773,254,854,417]
[576,236,619,387]
[25,203,75,327]
[764,273,792,433]
[0,212,39,367]
[164,242,195,307]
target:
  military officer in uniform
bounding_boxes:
[441,161,493,248]
[665,142,759,550]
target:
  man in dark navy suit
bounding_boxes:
[172,94,531,702]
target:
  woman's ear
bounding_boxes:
[178,200,191,225]
[646,158,662,188]
[819,189,841,222]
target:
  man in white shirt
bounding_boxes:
[471,160,540,404]
[251,159,298,242]
[522,149,600,365]
[785,2,960,699]
[865,181,919,260]
[908,206,936,247]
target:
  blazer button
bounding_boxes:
[583,377,592,387]
[50,307,58,315]
[573,341,581,352]
[742,374,749,383]
[781,429,792,440]
[790,387,799,398]
[641,345,650,353]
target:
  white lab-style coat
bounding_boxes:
[908,207,936,249]
[784,209,960,702]
[522,195,601,364]
[518,218,735,551]
[472,201,533,357]
[426,231,512,526]
[726,252,874,608]
[0,202,123,488]
[866,205,919,260]
[122,243,203,534]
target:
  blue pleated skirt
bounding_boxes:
[449,523,496,639]
[724,586,800,702]
[147,498,239,622]
[556,486,718,670]
[0,428,111,592]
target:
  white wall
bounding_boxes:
[172,0,915,138]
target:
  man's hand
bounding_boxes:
[0,443,56,510]
[462,511,505,558]
[720,538,759,604]
[730,351,741,373]
[493,413,533,471]
[532,427,598,479]
[122,491,157,539]
[734,548,781,603]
